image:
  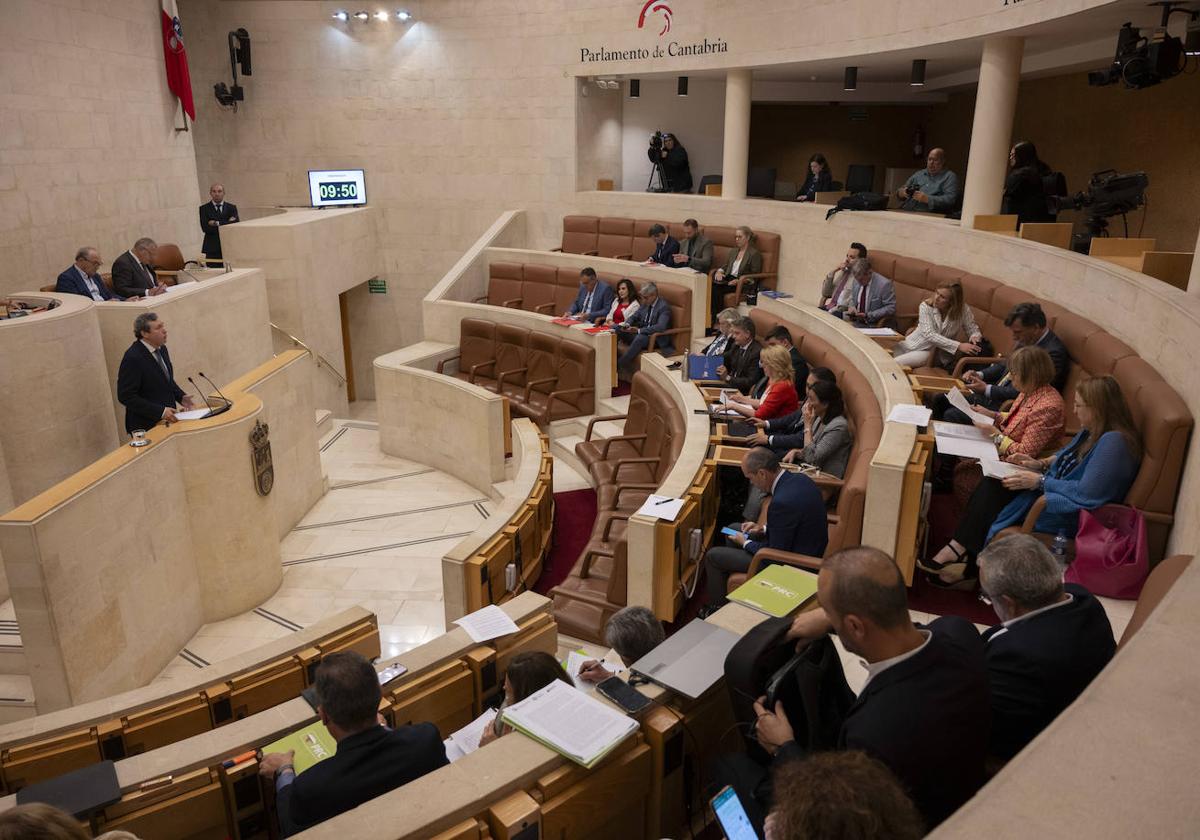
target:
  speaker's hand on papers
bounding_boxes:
[258,750,295,781]
[161,407,178,425]
[752,698,794,755]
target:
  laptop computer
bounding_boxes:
[630,618,741,700]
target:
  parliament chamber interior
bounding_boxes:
[2,0,1200,837]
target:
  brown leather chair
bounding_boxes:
[708,226,782,309]
[555,216,600,255]
[554,268,582,315]
[483,262,524,308]
[645,284,691,353]
[520,264,557,314]
[438,318,497,388]
[513,335,595,425]
[597,217,634,259]
[629,219,674,262]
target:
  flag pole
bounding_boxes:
[174,101,189,133]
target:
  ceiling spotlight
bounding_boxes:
[396,9,412,21]
[332,10,349,21]
[910,59,927,86]
[677,75,688,96]
[374,10,389,21]
[353,11,370,21]
[843,66,858,91]
[629,78,640,98]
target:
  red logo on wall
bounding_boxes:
[637,0,673,37]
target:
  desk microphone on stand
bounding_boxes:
[186,377,213,419]
[197,371,234,417]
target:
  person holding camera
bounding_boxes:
[648,132,693,193]
[896,148,959,213]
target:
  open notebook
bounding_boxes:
[499,680,639,768]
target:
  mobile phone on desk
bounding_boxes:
[711,785,760,840]
[596,676,652,714]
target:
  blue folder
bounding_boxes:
[688,354,722,381]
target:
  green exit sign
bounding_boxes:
[367,278,387,294]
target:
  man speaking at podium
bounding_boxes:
[117,312,194,434]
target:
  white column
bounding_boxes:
[960,37,1025,228]
[720,69,752,200]
[1190,224,1200,294]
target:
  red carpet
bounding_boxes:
[534,488,598,594]
[611,382,631,398]
[907,492,999,625]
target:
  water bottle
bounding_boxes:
[1051,531,1069,569]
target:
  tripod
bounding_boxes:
[647,157,672,193]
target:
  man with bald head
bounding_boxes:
[896,148,960,213]
[199,183,239,266]
[750,547,990,828]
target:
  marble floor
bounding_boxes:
[154,415,574,681]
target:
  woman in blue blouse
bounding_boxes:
[921,376,1141,588]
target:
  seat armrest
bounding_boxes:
[613,252,632,260]
[612,456,661,473]
[598,433,646,459]
[523,376,558,401]
[502,297,523,308]
[436,353,461,375]
[547,585,623,617]
[585,413,629,441]
[647,326,691,352]
[472,294,489,303]
[613,483,659,503]
[583,250,599,256]
[545,386,594,418]
[550,247,564,253]
[601,513,631,541]
[496,367,529,389]
[579,546,614,577]
[951,355,1004,379]
[1019,496,1048,532]
[468,360,496,383]
[533,302,556,314]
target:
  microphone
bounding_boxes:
[186,377,212,417]
[198,371,232,406]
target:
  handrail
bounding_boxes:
[269,321,346,386]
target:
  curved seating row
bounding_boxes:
[871,249,1193,560]
[437,317,596,424]
[0,608,379,794]
[552,371,688,642]
[0,595,558,837]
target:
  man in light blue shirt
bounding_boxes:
[896,148,959,213]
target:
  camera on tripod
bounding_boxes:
[1049,169,1150,253]
[646,131,673,192]
[649,131,667,151]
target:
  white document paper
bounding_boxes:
[886,404,932,426]
[174,408,212,421]
[981,460,1032,480]
[500,680,639,767]
[443,708,498,762]
[453,604,520,643]
[934,433,999,462]
[946,387,996,427]
[635,494,685,521]
[931,420,991,441]
[565,649,626,692]
[857,327,900,337]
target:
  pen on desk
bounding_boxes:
[223,750,258,768]
[653,497,674,505]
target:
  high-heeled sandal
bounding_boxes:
[916,542,968,574]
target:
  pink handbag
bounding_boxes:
[1065,504,1150,600]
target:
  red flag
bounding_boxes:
[161,0,195,120]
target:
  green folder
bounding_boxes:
[727,564,819,617]
[262,720,338,774]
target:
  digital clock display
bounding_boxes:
[318,182,358,200]
[308,169,367,207]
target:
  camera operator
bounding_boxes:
[896,148,959,213]
[648,132,693,193]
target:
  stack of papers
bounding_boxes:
[931,420,998,462]
[175,408,212,421]
[453,605,520,642]
[584,325,612,334]
[551,317,582,326]
[727,564,819,618]
[886,404,932,426]
[634,494,684,521]
[499,680,639,768]
[443,709,497,762]
[857,327,900,337]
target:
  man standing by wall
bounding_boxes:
[199,183,239,266]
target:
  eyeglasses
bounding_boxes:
[977,591,993,607]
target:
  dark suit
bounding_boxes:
[783,616,991,828]
[617,296,673,369]
[110,250,160,299]
[677,234,713,273]
[199,200,239,262]
[982,584,1114,760]
[565,281,614,321]
[705,470,828,603]
[712,247,764,321]
[787,346,810,396]
[795,168,833,201]
[56,266,120,301]
[116,340,186,434]
[938,329,1069,422]
[648,236,680,266]
[722,340,762,394]
[277,723,448,836]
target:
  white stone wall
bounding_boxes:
[0,0,203,296]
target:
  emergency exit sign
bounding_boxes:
[368,278,387,294]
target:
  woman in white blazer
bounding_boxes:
[600,278,640,326]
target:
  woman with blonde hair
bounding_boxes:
[892,279,982,370]
[709,225,763,322]
[725,345,798,421]
[923,375,1140,588]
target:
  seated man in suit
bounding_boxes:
[199,182,239,266]
[562,266,614,322]
[834,258,896,329]
[643,223,680,267]
[977,535,1115,761]
[670,218,713,273]
[820,242,868,310]
[935,301,1070,423]
[746,547,990,830]
[717,316,762,395]
[116,312,193,434]
[702,446,828,608]
[616,281,672,375]
[111,237,167,299]
[259,652,448,836]
[56,246,123,301]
